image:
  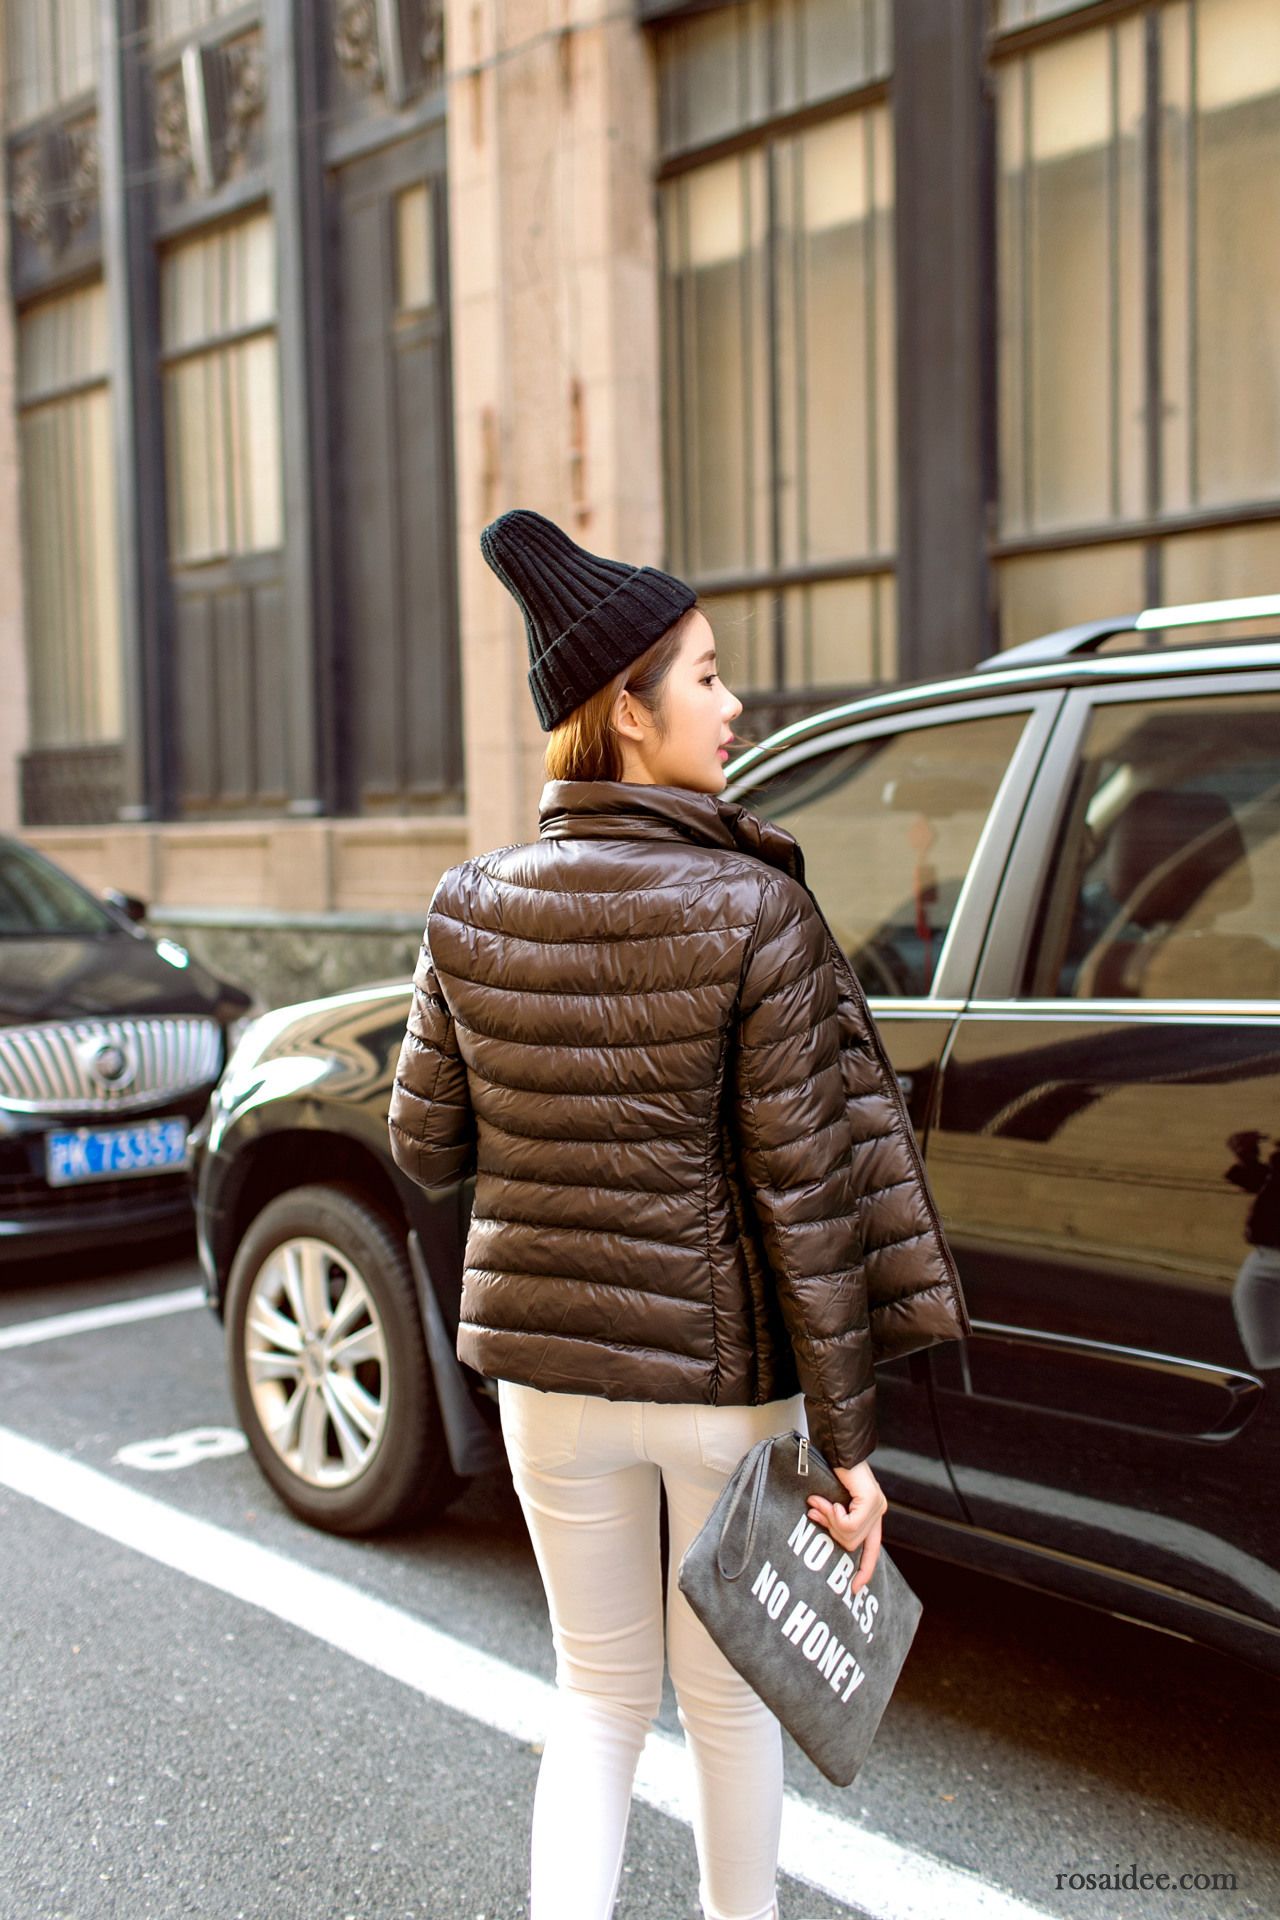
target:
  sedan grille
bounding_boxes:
[0,1017,223,1115]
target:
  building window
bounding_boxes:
[159,210,283,564]
[998,542,1148,652]
[151,0,244,47]
[656,0,895,696]
[996,15,1147,536]
[394,181,437,315]
[993,0,1104,28]
[1161,521,1280,605]
[656,0,891,155]
[1160,0,1280,512]
[992,0,1280,648]
[17,281,122,748]
[3,0,97,123]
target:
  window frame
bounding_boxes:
[150,0,254,54]
[726,687,1061,1003]
[16,279,122,750]
[972,668,1280,1006]
[987,0,1280,637]
[656,42,897,698]
[2,0,97,126]
[653,0,893,164]
[158,208,283,566]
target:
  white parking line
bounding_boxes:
[0,1424,1053,1920]
[0,1286,205,1350]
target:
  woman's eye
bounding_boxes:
[702,673,718,685]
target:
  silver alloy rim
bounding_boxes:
[244,1235,388,1489]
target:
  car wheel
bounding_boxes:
[224,1183,463,1535]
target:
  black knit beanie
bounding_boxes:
[479,508,698,731]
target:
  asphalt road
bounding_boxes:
[0,1233,1276,1920]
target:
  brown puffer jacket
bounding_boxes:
[387,778,969,1468]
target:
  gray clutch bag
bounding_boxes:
[677,1430,923,1786]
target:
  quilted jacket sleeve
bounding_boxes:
[387,920,476,1192]
[732,874,877,1470]
[829,943,972,1364]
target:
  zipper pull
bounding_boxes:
[797,1436,809,1476]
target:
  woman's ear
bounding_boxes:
[612,687,649,746]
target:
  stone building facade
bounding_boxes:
[1,0,1277,1006]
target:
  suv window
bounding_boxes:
[743,712,1028,996]
[1024,692,1280,1001]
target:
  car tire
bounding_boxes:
[225,1183,463,1535]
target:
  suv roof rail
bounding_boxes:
[973,591,1280,673]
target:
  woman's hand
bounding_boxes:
[806,1459,887,1595]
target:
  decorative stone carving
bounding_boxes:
[11,147,50,247]
[333,0,444,104]
[65,127,100,234]
[153,37,266,192]
[334,0,384,92]
[153,67,192,170]
[11,125,100,255]
[421,0,445,72]
[223,44,267,159]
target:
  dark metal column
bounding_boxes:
[892,0,995,680]
[98,0,173,820]
[263,0,339,816]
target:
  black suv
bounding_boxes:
[191,599,1280,1679]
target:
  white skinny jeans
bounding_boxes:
[497,1378,809,1920]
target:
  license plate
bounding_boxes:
[44,1116,192,1187]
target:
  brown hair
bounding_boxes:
[543,601,700,783]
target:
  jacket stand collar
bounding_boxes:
[538,779,807,886]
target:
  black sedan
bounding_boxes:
[0,835,256,1262]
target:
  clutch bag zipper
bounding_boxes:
[797,1436,809,1475]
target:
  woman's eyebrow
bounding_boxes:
[696,649,717,665]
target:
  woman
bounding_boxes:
[388,509,969,1920]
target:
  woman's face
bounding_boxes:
[613,610,744,793]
